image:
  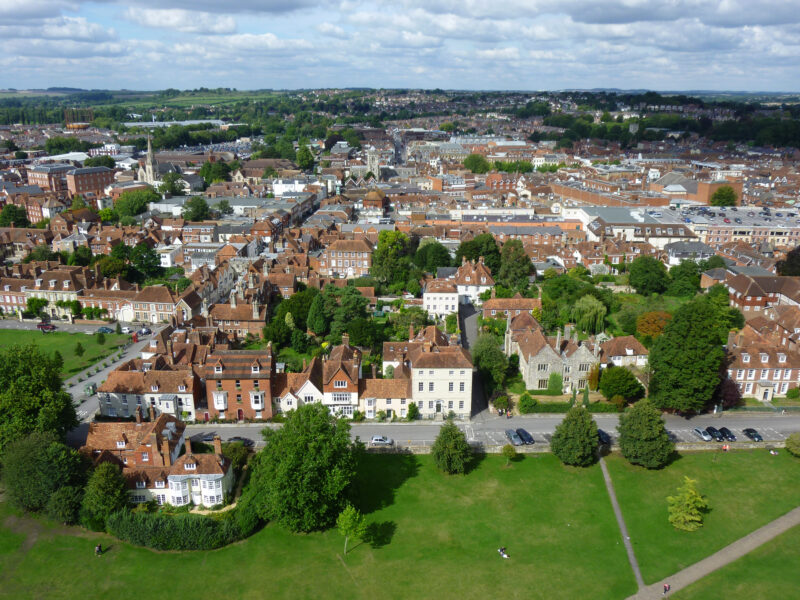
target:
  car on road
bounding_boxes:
[693,427,713,442]
[97,326,114,334]
[201,434,216,443]
[229,436,254,447]
[705,426,724,442]
[370,435,394,446]
[515,428,535,445]
[121,326,132,334]
[36,322,56,332]
[719,427,736,442]
[138,327,151,335]
[505,429,523,446]
[598,429,612,446]
[743,428,763,442]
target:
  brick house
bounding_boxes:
[207,292,267,340]
[66,166,115,198]
[321,335,361,417]
[481,292,542,320]
[727,329,800,401]
[205,347,274,421]
[319,239,373,278]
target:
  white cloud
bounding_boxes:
[316,22,347,38]
[124,8,236,34]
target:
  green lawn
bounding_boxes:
[605,451,800,584]
[0,454,637,600]
[674,524,800,599]
[0,329,127,377]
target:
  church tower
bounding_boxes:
[145,135,155,184]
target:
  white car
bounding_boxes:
[121,326,132,334]
[370,435,394,446]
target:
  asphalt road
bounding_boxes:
[183,412,800,447]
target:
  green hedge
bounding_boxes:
[106,502,261,551]
[520,401,619,413]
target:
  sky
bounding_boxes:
[2,0,800,92]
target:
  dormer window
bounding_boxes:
[178,385,186,392]
[143,363,152,371]
[742,353,750,363]
[135,481,145,489]
[779,354,787,363]
[465,276,471,282]
[35,278,42,287]
[142,452,149,462]
[251,364,260,374]
[116,440,125,449]
[215,365,223,373]
[155,481,165,489]
[150,340,158,347]
[151,385,158,392]
[49,279,56,288]
[184,462,196,471]
[62,281,69,289]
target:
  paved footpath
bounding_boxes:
[625,505,800,599]
[599,457,645,590]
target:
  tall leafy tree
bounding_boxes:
[115,189,159,217]
[414,239,451,273]
[629,256,669,295]
[463,153,491,174]
[570,294,607,333]
[617,400,674,468]
[777,246,800,276]
[1,432,85,512]
[307,294,328,336]
[431,421,472,474]
[599,366,645,402]
[337,504,367,556]
[0,204,30,227]
[709,185,737,207]
[296,145,315,171]
[183,197,210,221]
[668,260,701,296]
[550,406,598,467]
[198,160,231,184]
[649,296,725,413]
[471,334,508,390]
[80,462,128,530]
[0,344,77,451]
[371,230,411,284]
[130,243,162,278]
[497,239,533,289]
[243,403,358,532]
[158,172,185,196]
[455,233,501,274]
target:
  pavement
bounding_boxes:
[0,317,102,334]
[626,506,800,599]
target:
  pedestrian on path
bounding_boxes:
[663,582,670,595]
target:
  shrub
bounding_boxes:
[81,462,128,531]
[550,406,599,467]
[46,486,84,525]
[432,421,472,474]
[406,402,419,421]
[667,477,708,531]
[501,444,517,466]
[518,392,537,414]
[351,410,366,422]
[494,395,509,411]
[547,372,563,395]
[786,433,800,457]
[376,410,387,422]
[786,388,800,400]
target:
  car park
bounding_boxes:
[598,429,611,446]
[370,435,394,446]
[515,428,535,445]
[505,429,523,446]
[743,428,763,442]
[693,427,713,442]
[705,426,724,442]
[719,427,736,442]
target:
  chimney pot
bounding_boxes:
[185,437,192,455]
[213,435,222,455]
[371,363,377,378]
[149,405,155,421]
[135,406,142,423]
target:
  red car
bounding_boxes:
[37,323,56,332]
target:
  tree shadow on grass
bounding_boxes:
[353,451,420,515]
[364,521,396,549]
[464,450,487,475]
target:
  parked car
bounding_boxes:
[228,436,254,447]
[505,429,523,446]
[138,327,151,335]
[719,427,736,442]
[743,428,763,442]
[705,426,724,442]
[36,322,56,332]
[693,427,713,442]
[121,326,132,334]
[201,434,216,443]
[598,429,612,446]
[515,428,535,445]
[97,326,114,334]
[370,435,394,446]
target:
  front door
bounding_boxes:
[237,408,244,421]
[435,402,442,413]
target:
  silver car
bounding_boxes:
[370,435,394,446]
[693,427,712,442]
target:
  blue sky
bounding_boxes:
[1,0,799,91]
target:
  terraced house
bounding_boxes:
[205,347,274,421]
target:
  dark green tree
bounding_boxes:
[198,160,231,184]
[668,260,701,296]
[497,239,533,289]
[183,197,210,221]
[710,186,737,207]
[617,400,674,468]
[296,146,315,171]
[777,246,800,276]
[46,485,84,525]
[471,334,508,390]
[130,243,162,278]
[158,172,185,196]
[115,189,158,217]
[414,240,451,273]
[217,199,233,215]
[80,462,128,531]
[463,153,491,174]
[550,406,598,466]
[649,296,725,413]
[629,256,669,295]
[455,233,501,274]
[307,294,327,336]
[0,204,31,227]
[243,403,358,532]
[371,230,411,284]
[431,421,472,474]
[0,345,77,451]
[83,155,115,168]
[599,366,645,402]
[1,432,85,512]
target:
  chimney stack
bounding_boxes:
[252,300,259,320]
[213,435,222,455]
[556,328,562,350]
[164,447,172,467]
[342,333,350,347]
[230,291,237,309]
[491,287,496,298]
[185,437,193,455]
[302,358,307,371]
[135,406,142,424]
[166,339,174,365]
[149,404,155,421]
[409,324,414,341]
[371,363,377,378]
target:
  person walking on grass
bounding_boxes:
[95,544,102,557]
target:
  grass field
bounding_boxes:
[605,451,800,584]
[674,523,800,599]
[0,329,127,377]
[0,454,637,600]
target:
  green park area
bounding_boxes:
[605,451,800,584]
[2,450,799,600]
[674,523,800,599]
[0,329,127,377]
